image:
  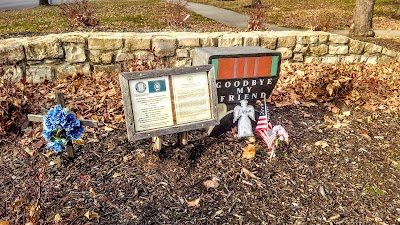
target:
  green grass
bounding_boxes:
[364,184,385,196]
[188,0,399,30]
[0,0,233,37]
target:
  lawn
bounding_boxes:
[0,0,236,37]
[189,0,400,30]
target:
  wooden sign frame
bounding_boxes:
[119,65,219,141]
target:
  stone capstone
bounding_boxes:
[329,34,349,44]
[65,43,86,63]
[25,39,64,60]
[88,36,123,50]
[124,37,151,51]
[260,35,277,49]
[177,37,200,47]
[200,36,218,47]
[277,35,296,48]
[115,52,136,62]
[218,35,242,47]
[152,36,177,57]
[243,35,259,46]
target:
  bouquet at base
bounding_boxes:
[42,105,85,153]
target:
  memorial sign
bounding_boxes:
[192,46,281,136]
[119,65,219,141]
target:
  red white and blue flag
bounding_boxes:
[255,103,274,149]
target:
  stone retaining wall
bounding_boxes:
[1,31,399,83]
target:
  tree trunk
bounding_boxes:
[394,8,400,18]
[251,0,261,8]
[349,0,376,37]
[39,0,50,5]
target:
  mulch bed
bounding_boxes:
[1,104,399,224]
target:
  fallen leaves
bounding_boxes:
[54,213,62,223]
[186,197,201,207]
[0,220,9,225]
[84,211,100,220]
[271,63,400,112]
[242,144,256,159]
[315,140,329,148]
[241,168,259,179]
[203,177,219,189]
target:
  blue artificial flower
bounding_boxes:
[42,105,86,153]
[62,113,80,131]
[43,114,56,131]
[67,125,85,140]
[50,105,67,126]
[46,139,66,153]
[42,129,53,142]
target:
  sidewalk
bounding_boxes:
[184,1,400,37]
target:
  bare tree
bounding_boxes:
[252,0,261,8]
[39,0,50,5]
[349,0,376,37]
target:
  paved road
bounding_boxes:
[0,0,75,11]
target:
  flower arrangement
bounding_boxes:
[42,105,85,152]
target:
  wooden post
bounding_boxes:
[151,136,163,152]
[178,132,188,147]
[54,92,74,158]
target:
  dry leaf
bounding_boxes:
[333,120,349,129]
[203,177,219,189]
[242,144,256,159]
[24,147,35,157]
[73,139,85,145]
[49,156,62,167]
[104,126,114,132]
[84,211,100,220]
[89,187,97,198]
[247,136,256,143]
[54,213,62,223]
[186,197,201,207]
[241,168,259,179]
[359,130,371,140]
[342,111,351,116]
[315,140,329,148]
[88,138,99,143]
[112,173,122,178]
[0,220,9,225]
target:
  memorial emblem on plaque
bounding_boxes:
[192,46,281,136]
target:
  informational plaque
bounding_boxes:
[129,76,174,132]
[119,65,219,141]
[172,72,211,124]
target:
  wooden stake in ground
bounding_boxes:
[151,136,163,152]
[178,131,188,147]
[27,92,98,158]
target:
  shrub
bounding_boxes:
[164,0,190,27]
[59,0,99,27]
[0,67,31,137]
[247,3,267,31]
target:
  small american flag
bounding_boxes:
[256,103,274,150]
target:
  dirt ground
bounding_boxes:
[1,103,399,224]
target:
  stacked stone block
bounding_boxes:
[0,31,399,83]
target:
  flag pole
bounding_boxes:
[263,95,268,122]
